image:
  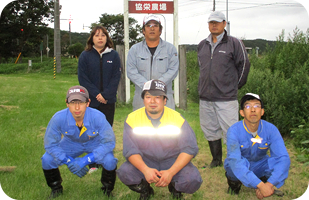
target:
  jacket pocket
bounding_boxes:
[257,141,269,157]
[136,55,149,73]
[86,129,99,138]
[240,141,251,157]
[156,55,168,73]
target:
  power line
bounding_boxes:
[178,0,303,19]
[179,0,301,10]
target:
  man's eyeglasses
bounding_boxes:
[68,100,87,106]
[145,24,159,28]
[208,21,223,26]
[244,104,261,109]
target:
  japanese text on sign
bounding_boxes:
[129,1,174,14]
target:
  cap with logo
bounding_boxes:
[208,11,226,22]
[240,93,264,109]
[141,80,167,99]
[143,14,161,25]
[66,85,89,103]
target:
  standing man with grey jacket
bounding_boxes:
[198,11,250,168]
[127,14,179,111]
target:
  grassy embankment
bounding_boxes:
[0,69,308,199]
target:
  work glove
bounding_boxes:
[68,159,89,178]
[68,153,95,178]
[61,156,74,165]
[61,156,88,178]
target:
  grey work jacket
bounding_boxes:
[127,38,179,110]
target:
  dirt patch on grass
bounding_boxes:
[0,105,19,110]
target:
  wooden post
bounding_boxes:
[116,45,126,103]
[179,45,187,110]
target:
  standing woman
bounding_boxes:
[78,25,121,127]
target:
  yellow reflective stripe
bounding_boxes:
[133,127,156,135]
[258,147,268,149]
[133,125,181,136]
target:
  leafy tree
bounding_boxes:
[0,0,54,62]
[93,13,143,47]
[68,42,84,57]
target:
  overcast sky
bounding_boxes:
[0,0,308,44]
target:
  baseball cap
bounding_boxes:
[208,11,226,22]
[141,80,167,99]
[240,93,264,109]
[66,85,89,102]
[143,14,161,25]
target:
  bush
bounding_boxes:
[68,42,85,57]
[186,51,199,103]
[0,56,78,74]
[291,121,309,165]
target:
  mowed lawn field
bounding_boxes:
[0,73,308,200]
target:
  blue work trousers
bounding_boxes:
[41,139,117,171]
[117,157,202,194]
[225,156,273,186]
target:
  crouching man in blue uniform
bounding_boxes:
[41,86,118,199]
[117,80,203,200]
[224,93,290,199]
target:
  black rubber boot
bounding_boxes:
[208,139,223,168]
[128,179,154,200]
[101,166,117,197]
[43,168,63,199]
[168,182,183,199]
[225,172,242,195]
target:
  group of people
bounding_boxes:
[41,11,291,200]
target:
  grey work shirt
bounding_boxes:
[126,39,179,111]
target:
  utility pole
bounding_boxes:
[83,23,91,30]
[69,15,71,46]
[54,0,61,73]
[60,17,73,46]
[213,0,216,11]
[46,34,49,57]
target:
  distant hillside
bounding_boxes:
[67,30,277,55]
[183,39,278,54]
[62,30,90,47]
[242,39,276,54]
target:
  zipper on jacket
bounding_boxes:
[150,55,153,79]
[100,54,103,92]
[208,45,212,95]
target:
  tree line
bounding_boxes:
[0,0,143,63]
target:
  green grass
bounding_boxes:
[0,73,308,200]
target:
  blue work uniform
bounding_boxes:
[41,107,117,171]
[224,120,290,189]
[117,107,203,194]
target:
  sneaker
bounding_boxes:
[88,167,98,174]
